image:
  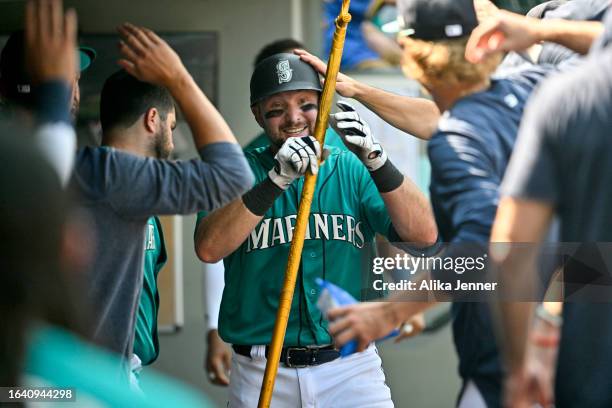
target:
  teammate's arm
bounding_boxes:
[490,197,554,407]
[330,102,438,245]
[195,136,322,262]
[378,178,438,245]
[26,0,78,186]
[465,10,604,63]
[117,23,239,148]
[295,49,440,140]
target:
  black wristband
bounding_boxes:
[35,80,72,125]
[242,177,284,216]
[370,159,404,193]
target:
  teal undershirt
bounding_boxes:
[133,216,167,366]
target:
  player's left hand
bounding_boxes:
[205,329,232,386]
[330,101,388,171]
[327,302,399,352]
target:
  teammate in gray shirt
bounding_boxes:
[492,19,612,408]
[70,24,254,363]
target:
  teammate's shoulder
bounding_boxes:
[434,111,478,140]
[530,52,612,120]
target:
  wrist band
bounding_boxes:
[35,80,72,125]
[242,177,284,216]
[370,159,404,193]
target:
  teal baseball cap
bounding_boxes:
[78,46,96,71]
[0,30,96,106]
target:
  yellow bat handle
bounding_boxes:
[257,2,352,407]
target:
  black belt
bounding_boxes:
[232,345,340,368]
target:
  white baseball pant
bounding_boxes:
[228,344,394,408]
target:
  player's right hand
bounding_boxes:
[25,0,77,84]
[205,329,232,386]
[268,136,322,189]
[465,10,540,63]
[117,23,188,88]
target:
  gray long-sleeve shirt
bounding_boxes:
[70,142,253,359]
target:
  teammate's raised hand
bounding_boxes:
[294,49,362,99]
[465,10,540,63]
[25,0,77,84]
[117,23,188,88]
[268,136,322,189]
[330,101,387,171]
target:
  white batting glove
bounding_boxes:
[268,136,322,189]
[330,101,388,171]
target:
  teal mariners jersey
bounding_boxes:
[244,127,346,152]
[197,141,401,346]
[134,216,167,365]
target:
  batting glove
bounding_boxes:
[330,101,388,171]
[268,136,322,189]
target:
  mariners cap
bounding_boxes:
[0,30,96,107]
[397,0,479,41]
[250,53,322,106]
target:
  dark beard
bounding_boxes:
[153,131,171,159]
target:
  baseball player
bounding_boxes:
[203,38,347,387]
[94,70,172,381]
[477,2,612,406]
[194,52,437,407]
[69,23,254,373]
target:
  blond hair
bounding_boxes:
[399,36,502,89]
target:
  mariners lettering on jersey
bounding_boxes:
[145,224,156,250]
[247,213,365,252]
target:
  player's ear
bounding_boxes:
[144,107,159,133]
[251,104,264,128]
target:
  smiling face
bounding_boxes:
[252,89,319,149]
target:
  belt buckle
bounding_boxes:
[285,347,309,368]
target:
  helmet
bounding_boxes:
[250,53,322,106]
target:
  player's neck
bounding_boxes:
[102,129,156,158]
[431,79,490,112]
